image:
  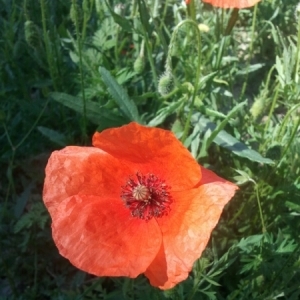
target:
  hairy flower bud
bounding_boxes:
[24,20,40,48]
[158,71,173,96]
[250,97,265,120]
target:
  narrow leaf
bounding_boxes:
[37,126,67,146]
[99,67,140,122]
[51,92,126,130]
[192,112,274,164]
[148,99,183,127]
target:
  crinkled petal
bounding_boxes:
[145,169,238,289]
[203,0,260,8]
[92,123,201,191]
[51,195,162,277]
[43,146,135,216]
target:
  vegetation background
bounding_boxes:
[1,0,300,299]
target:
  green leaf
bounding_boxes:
[99,67,140,122]
[137,0,153,36]
[192,112,274,164]
[14,183,34,218]
[206,100,247,150]
[148,99,183,127]
[51,92,126,130]
[285,201,300,213]
[37,126,67,146]
[236,63,265,76]
[104,0,133,33]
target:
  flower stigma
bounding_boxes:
[121,172,172,221]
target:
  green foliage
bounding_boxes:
[1,0,300,299]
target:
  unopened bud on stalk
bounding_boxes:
[70,2,82,26]
[250,97,265,120]
[158,71,173,96]
[82,0,89,14]
[24,20,40,48]
[134,56,145,74]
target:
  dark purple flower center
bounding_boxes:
[121,172,172,221]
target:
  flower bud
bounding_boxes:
[133,56,145,74]
[24,20,40,48]
[250,97,265,120]
[198,23,210,33]
[158,72,173,96]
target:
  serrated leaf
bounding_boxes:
[237,234,263,253]
[99,67,140,122]
[191,113,274,164]
[51,92,126,130]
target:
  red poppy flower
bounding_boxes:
[43,122,238,289]
[202,0,261,8]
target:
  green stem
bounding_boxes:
[16,98,50,149]
[255,184,266,233]
[295,15,300,82]
[187,0,196,21]
[277,113,300,167]
[240,3,258,100]
[159,0,170,32]
[40,0,58,91]
[71,0,87,142]
[141,22,158,89]
[261,82,279,146]
[172,21,201,142]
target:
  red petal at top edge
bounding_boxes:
[92,122,201,191]
[202,0,261,8]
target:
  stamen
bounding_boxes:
[121,172,172,221]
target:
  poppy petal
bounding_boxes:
[92,123,201,191]
[145,171,238,289]
[202,0,261,8]
[43,146,136,215]
[50,194,162,277]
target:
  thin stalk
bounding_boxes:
[130,0,138,17]
[240,3,258,100]
[40,0,58,91]
[277,113,300,167]
[159,0,170,31]
[187,0,196,21]
[255,184,266,233]
[82,0,92,41]
[294,14,300,82]
[71,0,88,142]
[16,98,50,149]
[181,21,202,142]
[141,22,158,89]
[261,83,279,146]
